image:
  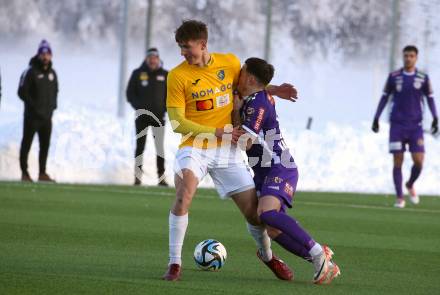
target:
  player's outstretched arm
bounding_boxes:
[266,83,298,102]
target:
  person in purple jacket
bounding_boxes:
[233,57,341,284]
[372,45,438,208]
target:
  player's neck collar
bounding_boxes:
[206,53,214,66]
[244,89,265,102]
[402,67,416,76]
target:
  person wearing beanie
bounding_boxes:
[18,39,58,182]
[126,47,168,186]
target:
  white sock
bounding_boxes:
[246,222,273,262]
[309,242,323,257]
[169,212,188,266]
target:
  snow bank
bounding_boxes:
[0,105,438,195]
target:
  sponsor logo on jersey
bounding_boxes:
[217,69,225,81]
[284,183,294,196]
[254,108,265,131]
[246,107,255,115]
[37,74,44,79]
[191,83,232,99]
[196,99,214,111]
[216,94,230,108]
[413,80,422,89]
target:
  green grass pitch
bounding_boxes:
[1,181,439,294]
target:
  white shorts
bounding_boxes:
[173,145,255,198]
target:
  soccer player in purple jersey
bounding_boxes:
[233,58,341,284]
[372,45,438,208]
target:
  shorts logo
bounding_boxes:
[267,186,280,191]
[284,183,294,196]
[274,176,283,184]
[217,70,225,81]
[417,138,424,146]
[196,99,214,111]
[389,141,402,151]
[246,107,255,115]
[264,176,284,184]
[254,108,265,131]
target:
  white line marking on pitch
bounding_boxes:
[2,182,440,214]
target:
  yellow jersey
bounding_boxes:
[167,53,241,149]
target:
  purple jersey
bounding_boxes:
[374,69,438,126]
[240,90,298,210]
[241,90,295,170]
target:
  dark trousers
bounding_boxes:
[135,116,165,178]
[19,116,52,174]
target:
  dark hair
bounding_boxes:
[175,20,208,43]
[403,45,418,55]
[244,57,274,85]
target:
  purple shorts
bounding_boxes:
[254,165,298,212]
[389,123,425,154]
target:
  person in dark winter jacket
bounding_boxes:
[18,40,58,182]
[127,47,168,186]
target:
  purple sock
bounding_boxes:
[393,167,403,198]
[260,210,315,251]
[274,233,312,262]
[407,165,422,188]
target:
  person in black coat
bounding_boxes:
[18,40,58,182]
[127,48,168,186]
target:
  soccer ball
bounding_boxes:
[193,239,227,271]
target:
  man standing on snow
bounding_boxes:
[18,40,58,182]
[126,48,168,186]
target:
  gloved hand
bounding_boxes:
[432,117,438,134]
[372,119,379,133]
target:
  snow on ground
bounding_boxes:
[0,43,439,195]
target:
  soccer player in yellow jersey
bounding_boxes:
[163,20,298,281]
